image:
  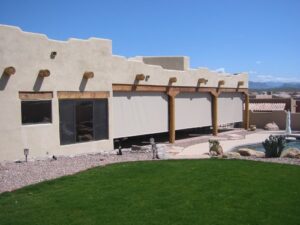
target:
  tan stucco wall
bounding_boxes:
[131,56,190,71]
[0,25,248,161]
[249,111,300,131]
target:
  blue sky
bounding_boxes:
[1,0,299,82]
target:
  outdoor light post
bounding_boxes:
[150,138,159,159]
[116,138,128,155]
[115,139,123,155]
[24,148,29,162]
[118,141,123,155]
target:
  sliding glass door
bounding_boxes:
[76,101,93,142]
[59,99,108,145]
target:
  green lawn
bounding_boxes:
[1,159,300,225]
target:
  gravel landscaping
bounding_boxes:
[0,151,152,193]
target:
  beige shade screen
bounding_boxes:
[175,93,212,130]
[113,92,168,138]
[218,93,243,125]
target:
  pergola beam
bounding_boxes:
[112,83,248,140]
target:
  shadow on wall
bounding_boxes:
[0,73,10,90]
[33,76,44,91]
[79,77,87,91]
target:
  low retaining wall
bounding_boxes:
[249,111,300,131]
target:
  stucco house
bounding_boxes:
[0,25,249,161]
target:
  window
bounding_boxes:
[21,100,52,125]
[59,99,108,145]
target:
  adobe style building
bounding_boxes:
[0,25,249,161]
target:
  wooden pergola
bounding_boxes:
[113,80,249,144]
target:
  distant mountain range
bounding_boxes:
[249,81,300,91]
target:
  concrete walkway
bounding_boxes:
[167,130,285,159]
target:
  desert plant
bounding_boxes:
[262,135,286,158]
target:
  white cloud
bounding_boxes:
[214,67,226,73]
[248,70,257,74]
[250,74,300,83]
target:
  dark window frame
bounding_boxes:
[21,100,52,125]
[59,99,109,145]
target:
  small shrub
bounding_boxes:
[262,135,286,158]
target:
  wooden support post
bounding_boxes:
[168,95,176,143]
[244,93,250,130]
[211,93,218,136]
[167,89,179,144]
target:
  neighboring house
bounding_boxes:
[253,94,273,99]
[249,98,296,112]
[0,25,249,161]
[249,103,286,112]
[249,97,300,130]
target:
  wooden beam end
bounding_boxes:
[218,80,225,86]
[237,81,244,87]
[198,78,208,85]
[83,71,94,79]
[38,69,50,77]
[169,77,177,84]
[135,74,145,81]
[3,66,16,76]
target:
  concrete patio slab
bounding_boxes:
[167,130,288,159]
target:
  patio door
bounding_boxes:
[59,99,108,145]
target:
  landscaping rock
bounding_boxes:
[210,151,219,157]
[157,144,167,159]
[237,148,265,158]
[264,122,279,131]
[249,125,256,131]
[200,154,211,159]
[223,152,241,158]
[280,148,300,158]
